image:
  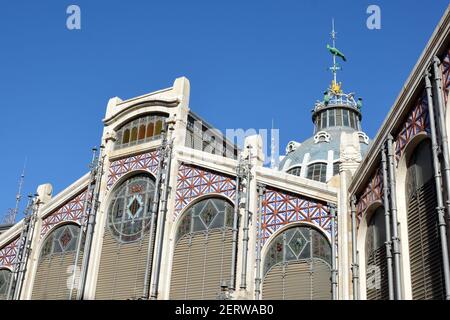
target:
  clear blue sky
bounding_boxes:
[0,0,449,221]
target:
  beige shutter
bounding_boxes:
[95,230,153,300]
[262,259,331,300]
[366,246,389,300]
[170,228,233,300]
[408,180,444,300]
[31,252,83,300]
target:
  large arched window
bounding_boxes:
[170,197,234,300]
[114,114,168,150]
[96,174,156,299]
[365,206,388,300]
[306,163,327,183]
[406,139,444,300]
[262,225,331,300]
[32,223,84,300]
[107,175,155,243]
[0,269,12,300]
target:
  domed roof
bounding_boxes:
[279,127,370,172]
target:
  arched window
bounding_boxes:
[114,114,168,150]
[138,125,146,140]
[406,139,444,299]
[306,163,327,183]
[170,198,234,299]
[31,223,84,300]
[262,225,331,300]
[95,174,156,299]
[107,174,155,243]
[365,207,388,300]
[0,269,12,300]
[287,166,302,177]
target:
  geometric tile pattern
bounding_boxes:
[441,48,450,107]
[260,187,331,245]
[175,163,236,219]
[107,149,160,189]
[394,91,430,163]
[0,237,19,269]
[40,190,88,238]
[355,166,383,227]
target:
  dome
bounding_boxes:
[278,81,370,183]
[279,127,370,172]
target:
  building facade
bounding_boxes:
[1,6,450,301]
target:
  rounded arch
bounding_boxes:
[286,165,302,177]
[395,133,431,299]
[95,171,157,299]
[261,221,331,259]
[171,192,236,241]
[398,136,444,300]
[36,220,82,258]
[31,221,84,300]
[169,195,235,300]
[112,111,170,132]
[261,223,332,300]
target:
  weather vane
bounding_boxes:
[327,19,346,94]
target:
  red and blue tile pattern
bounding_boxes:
[0,237,19,269]
[107,150,160,189]
[175,163,236,219]
[260,188,331,245]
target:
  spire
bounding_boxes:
[327,19,346,94]
[2,158,26,224]
[270,119,276,169]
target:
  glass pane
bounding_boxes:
[349,111,355,129]
[138,125,146,140]
[336,109,343,126]
[155,120,163,136]
[130,127,138,142]
[321,112,327,129]
[122,129,130,144]
[329,109,335,127]
[146,123,154,138]
[343,110,349,126]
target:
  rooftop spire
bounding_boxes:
[327,19,346,94]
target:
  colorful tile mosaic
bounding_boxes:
[394,92,430,163]
[441,48,450,106]
[0,237,19,269]
[175,163,236,219]
[260,188,331,245]
[40,190,87,238]
[355,166,383,226]
[107,149,160,189]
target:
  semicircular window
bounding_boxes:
[262,226,331,300]
[175,198,234,243]
[107,174,155,243]
[114,114,168,150]
[40,224,83,259]
[0,269,12,300]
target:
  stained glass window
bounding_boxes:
[114,114,168,150]
[108,174,156,243]
[175,198,234,243]
[40,224,83,259]
[263,226,331,276]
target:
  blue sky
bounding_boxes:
[0,0,449,220]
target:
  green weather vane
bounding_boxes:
[327,19,347,93]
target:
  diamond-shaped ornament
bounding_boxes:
[200,201,217,227]
[289,230,307,257]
